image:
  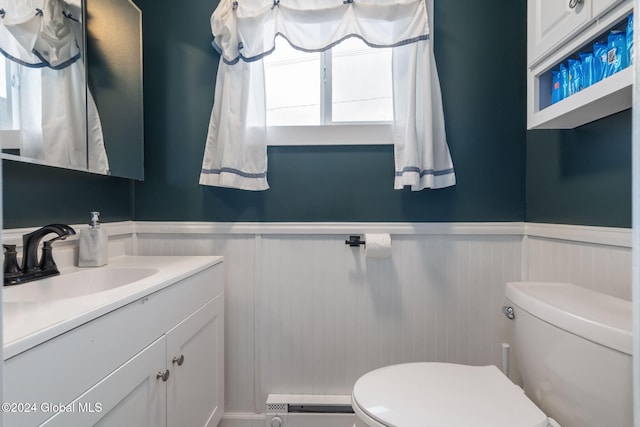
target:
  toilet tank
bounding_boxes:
[505,282,632,427]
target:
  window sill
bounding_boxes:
[266,124,393,146]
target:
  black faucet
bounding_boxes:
[3,224,76,286]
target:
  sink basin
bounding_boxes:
[3,267,158,302]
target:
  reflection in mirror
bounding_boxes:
[86,0,143,180]
[0,0,143,180]
[0,0,109,173]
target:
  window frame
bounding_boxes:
[265,45,394,147]
[0,57,21,150]
[0,56,7,100]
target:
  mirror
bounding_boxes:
[0,0,144,180]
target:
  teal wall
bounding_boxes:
[133,0,527,222]
[3,160,134,228]
[526,110,632,228]
[2,0,632,229]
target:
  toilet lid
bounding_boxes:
[352,363,550,427]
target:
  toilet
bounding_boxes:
[352,281,632,427]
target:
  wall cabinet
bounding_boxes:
[528,0,590,65]
[4,260,224,427]
[528,0,624,66]
[527,0,632,129]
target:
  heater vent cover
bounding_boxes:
[266,403,288,413]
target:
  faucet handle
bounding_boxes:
[38,241,60,273]
[38,233,71,273]
[3,244,22,280]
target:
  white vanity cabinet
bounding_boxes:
[3,257,224,427]
[527,0,633,129]
[42,336,167,427]
[167,294,224,427]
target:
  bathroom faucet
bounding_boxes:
[3,224,76,286]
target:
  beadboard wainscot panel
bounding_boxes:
[5,221,631,427]
[134,226,258,414]
[257,233,523,406]
[134,222,524,422]
[524,223,632,300]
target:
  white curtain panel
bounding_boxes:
[0,0,109,173]
[392,40,454,190]
[201,0,455,191]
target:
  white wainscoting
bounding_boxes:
[524,223,632,300]
[137,232,259,413]
[134,222,525,417]
[3,221,631,426]
[256,234,522,402]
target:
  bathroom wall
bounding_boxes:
[2,160,134,229]
[526,110,632,228]
[0,1,633,426]
[134,223,523,417]
[524,223,631,300]
[3,220,628,425]
[132,0,528,223]
[131,221,631,425]
[2,0,631,228]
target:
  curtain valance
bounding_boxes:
[212,0,431,64]
[0,0,109,173]
[0,0,81,69]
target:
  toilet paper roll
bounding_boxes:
[364,233,392,258]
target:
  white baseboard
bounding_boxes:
[219,412,358,427]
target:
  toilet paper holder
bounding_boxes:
[345,235,365,247]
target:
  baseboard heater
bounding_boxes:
[266,394,356,427]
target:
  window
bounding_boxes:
[0,57,20,129]
[201,0,455,191]
[0,57,6,99]
[0,57,21,152]
[263,37,394,146]
[0,56,11,129]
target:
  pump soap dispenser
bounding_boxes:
[78,212,108,267]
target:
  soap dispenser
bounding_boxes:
[78,212,108,267]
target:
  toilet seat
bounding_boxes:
[352,363,550,427]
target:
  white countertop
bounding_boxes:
[3,256,222,360]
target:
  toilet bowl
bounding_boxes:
[352,362,551,427]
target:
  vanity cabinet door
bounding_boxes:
[528,0,591,65]
[166,294,225,427]
[41,337,167,427]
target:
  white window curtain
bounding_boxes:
[200,0,455,191]
[0,0,109,173]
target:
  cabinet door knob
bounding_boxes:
[569,0,583,9]
[172,355,185,366]
[156,369,170,382]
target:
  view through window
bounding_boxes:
[264,37,393,127]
